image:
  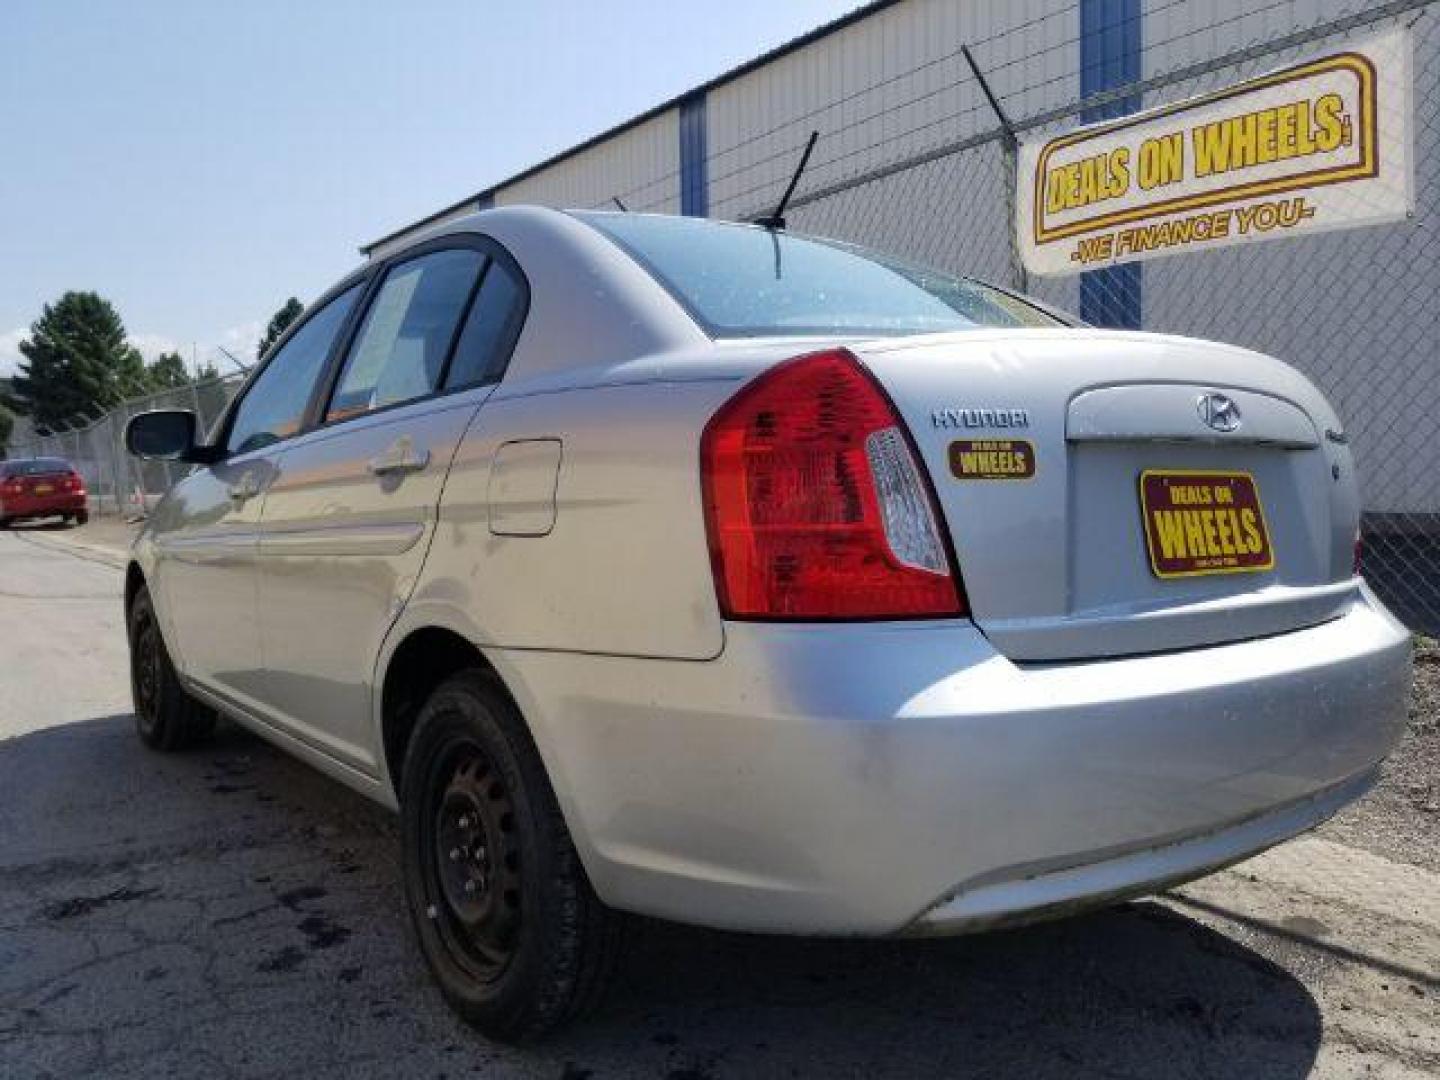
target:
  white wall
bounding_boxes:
[366,201,482,261]
[1142,0,1376,76]
[494,109,680,213]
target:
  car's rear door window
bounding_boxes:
[326,248,484,422]
[443,259,525,390]
[227,284,362,456]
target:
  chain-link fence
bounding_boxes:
[7,1,1438,634]
[598,0,1440,633]
[7,373,243,519]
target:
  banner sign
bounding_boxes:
[1017,29,1413,276]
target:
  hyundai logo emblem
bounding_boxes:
[1196,392,1242,433]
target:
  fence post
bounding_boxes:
[113,401,135,519]
[961,45,1029,296]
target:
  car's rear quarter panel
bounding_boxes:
[399,211,746,664]
[416,377,735,659]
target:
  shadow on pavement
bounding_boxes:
[0,713,1324,1078]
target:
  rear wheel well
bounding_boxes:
[381,628,501,799]
[124,562,146,616]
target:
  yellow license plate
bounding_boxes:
[33,484,53,495]
[1139,470,1274,578]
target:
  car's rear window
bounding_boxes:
[574,212,1062,338]
[2,458,71,477]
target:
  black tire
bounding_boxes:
[74,510,89,526]
[127,585,215,751]
[400,671,623,1043]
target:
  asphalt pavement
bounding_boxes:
[0,526,1435,1079]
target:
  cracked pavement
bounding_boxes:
[0,526,1436,1078]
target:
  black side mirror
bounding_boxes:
[125,410,201,461]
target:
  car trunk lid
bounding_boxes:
[3,468,72,499]
[854,329,1359,661]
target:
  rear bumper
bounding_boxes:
[1,494,86,519]
[906,765,1376,934]
[491,584,1412,936]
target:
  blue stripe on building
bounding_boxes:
[1079,0,1142,329]
[679,94,709,217]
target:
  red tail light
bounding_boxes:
[700,348,965,620]
[63,472,85,494]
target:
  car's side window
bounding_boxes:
[226,284,362,457]
[443,258,525,390]
[326,248,485,423]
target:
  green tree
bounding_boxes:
[256,297,304,360]
[146,350,191,389]
[3,292,149,431]
[195,360,221,382]
[0,401,14,457]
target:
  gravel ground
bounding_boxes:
[1322,636,1440,873]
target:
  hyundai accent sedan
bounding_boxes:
[123,208,1411,1041]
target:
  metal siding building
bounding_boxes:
[361,0,1092,303]
[363,0,1088,253]
[494,110,681,216]
[361,0,1438,534]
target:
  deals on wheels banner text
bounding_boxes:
[1017,29,1414,277]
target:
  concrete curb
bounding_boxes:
[13,529,129,570]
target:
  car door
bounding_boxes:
[153,282,365,711]
[252,238,527,772]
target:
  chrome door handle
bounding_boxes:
[367,436,430,477]
[227,475,259,502]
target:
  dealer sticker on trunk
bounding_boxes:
[1140,470,1274,578]
[948,439,1036,480]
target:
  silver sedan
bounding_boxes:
[123,207,1411,1041]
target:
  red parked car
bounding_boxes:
[0,457,89,527]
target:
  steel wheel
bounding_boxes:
[126,584,214,751]
[130,603,164,741]
[425,738,524,981]
[400,670,623,1041]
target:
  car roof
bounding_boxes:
[1,457,72,472]
[376,206,713,387]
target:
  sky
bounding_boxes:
[0,0,861,378]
